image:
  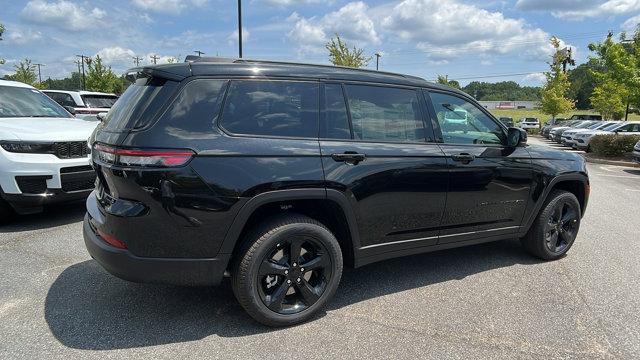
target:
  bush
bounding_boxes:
[590,134,640,157]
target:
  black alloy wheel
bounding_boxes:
[521,190,581,260]
[232,214,343,327]
[544,201,579,254]
[257,238,331,314]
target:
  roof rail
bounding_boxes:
[183,56,424,81]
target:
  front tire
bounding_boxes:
[521,190,581,260]
[232,214,343,327]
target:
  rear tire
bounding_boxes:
[232,214,343,327]
[521,190,581,260]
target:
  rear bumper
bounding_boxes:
[83,213,230,286]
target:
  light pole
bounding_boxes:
[374,53,381,70]
[75,55,88,90]
[34,63,45,83]
[238,0,243,58]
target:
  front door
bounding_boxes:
[425,90,533,244]
[320,83,448,256]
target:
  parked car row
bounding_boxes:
[541,115,640,152]
[634,140,640,163]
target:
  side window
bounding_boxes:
[429,92,504,145]
[618,124,640,132]
[321,84,350,139]
[162,79,227,132]
[46,93,75,107]
[220,80,319,138]
[344,84,425,143]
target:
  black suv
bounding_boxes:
[84,59,589,326]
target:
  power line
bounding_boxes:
[150,54,159,64]
[75,54,88,90]
[133,56,143,66]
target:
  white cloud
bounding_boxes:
[96,47,137,65]
[21,0,106,31]
[622,14,640,31]
[516,0,640,19]
[132,0,208,14]
[259,0,328,6]
[6,27,42,45]
[523,72,547,84]
[227,27,250,45]
[287,1,380,52]
[382,0,561,62]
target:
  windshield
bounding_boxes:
[81,95,118,108]
[575,121,594,128]
[524,118,537,122]
[0,85,72,118]
[586,122,603,129]
[600,123,619,131]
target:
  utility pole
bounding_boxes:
[194,50,205,57]
[238,0,243,58]
[374,53,381,71]
[34,63,45,83]
[75,54,88,90]
[133,56,143,66]
[150,54,159,64]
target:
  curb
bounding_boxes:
[581,155,640,168]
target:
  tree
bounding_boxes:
[7,59,38,85]
[540,37,575,119]
[567,60,602,109]
[461,81,541,101]
[588,29,640,118]
[326,35,370,68]
[436,75,461,90]
[0,23,5,65]
[590,78,628,119]
[85,55,119,93]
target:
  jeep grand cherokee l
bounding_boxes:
[84,59,589,327]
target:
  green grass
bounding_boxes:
[488,109,640,124]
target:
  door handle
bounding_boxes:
[451,153,475,164]
[331,152,366,164]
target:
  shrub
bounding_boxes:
[590,134,640,157]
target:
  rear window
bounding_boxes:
[81,95,118,108]
[102,75,178,132]
[220,80,319,138]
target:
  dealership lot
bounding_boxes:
[1,154,639,359]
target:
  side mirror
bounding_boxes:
[507,127,527,147]
[64,105,76,115]
[96,112,108,122]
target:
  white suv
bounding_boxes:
[0,80,99,218]
[573,121,640,151]
[42,90,118,117]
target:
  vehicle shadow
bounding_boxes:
[0,202,86,233]
[623,169,640,175]
[44,239,541,350]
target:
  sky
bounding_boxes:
[1,0,639,86]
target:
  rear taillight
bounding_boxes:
[93,143,194,167]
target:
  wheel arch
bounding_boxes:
[520,173,589,236]
[220,189,360,268]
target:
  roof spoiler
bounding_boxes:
[125,67,188,82]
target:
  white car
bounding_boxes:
[42,90,118,117]
[561,121,616,146]
[0,80,99,218]
[573,121,640,151]
[518,117,540,129]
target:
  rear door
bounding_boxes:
[425,90,533,244]
[320,82,448,255]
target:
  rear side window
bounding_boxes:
[102,75,178,132]
[160,79,227,134]
[220,80,319,138]
[321,84,350,139]
[344,84,425,143]
[81,95,118,108]
[45,92,77,107]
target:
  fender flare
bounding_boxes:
[219,188,361,258]
[519,173,589,236]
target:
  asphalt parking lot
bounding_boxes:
[2,143,639,359]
